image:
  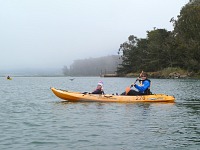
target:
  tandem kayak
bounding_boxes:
[51,87,175,103]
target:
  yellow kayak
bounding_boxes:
[51,87,175,103]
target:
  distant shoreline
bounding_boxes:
[1,75,199,79]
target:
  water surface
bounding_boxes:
[0,77,199,150]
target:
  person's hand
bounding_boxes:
[139,70,144,77]
[131,83,135,87]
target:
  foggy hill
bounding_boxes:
[63,55,122,76]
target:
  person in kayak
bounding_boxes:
[91,81,104,94]
[121,72,151,95]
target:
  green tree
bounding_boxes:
[171,0,200,71]
[117,29,172,73]
[117,35,139,74]
[145,29,171,71]
[117,0,200,74]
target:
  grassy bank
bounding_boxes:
[126,67,200,79]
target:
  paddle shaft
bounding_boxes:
[131,71,143,87]
[126,71,143,95]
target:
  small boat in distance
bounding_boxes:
[7,76,12,80]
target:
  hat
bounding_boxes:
[97,81,103,86]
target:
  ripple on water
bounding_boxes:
[0,77,200,150]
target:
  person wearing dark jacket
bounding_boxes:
[92,81,104,94]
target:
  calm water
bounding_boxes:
[0,77,199,150]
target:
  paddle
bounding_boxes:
[125,71,143,95]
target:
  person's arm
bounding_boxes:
[134,80,150,92]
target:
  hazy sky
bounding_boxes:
[0,0,188,70]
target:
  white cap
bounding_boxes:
[97,81,103,86]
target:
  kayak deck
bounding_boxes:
[51,87,175,103]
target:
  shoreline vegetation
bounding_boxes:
[124,67,200,79]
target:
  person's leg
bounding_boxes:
[121,90,143,96]
[121,92,126,95]
[127,90,141,95]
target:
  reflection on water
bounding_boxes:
[0,77,199,150]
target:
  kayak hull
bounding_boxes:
[51,87,175,103]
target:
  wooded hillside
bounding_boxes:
[117,0,200,75]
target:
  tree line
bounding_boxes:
[117,0,200,75]
[63,55,122,76]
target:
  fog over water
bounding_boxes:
[0,0,188,73]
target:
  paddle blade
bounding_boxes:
[125,87,131,95]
